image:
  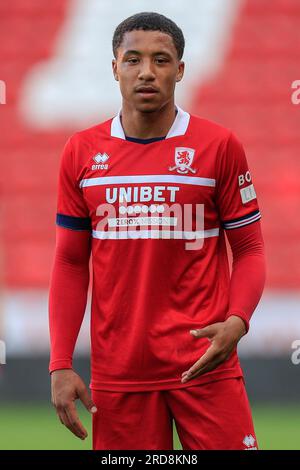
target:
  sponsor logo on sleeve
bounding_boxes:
[238,171,257,204]
[240,184,257,204]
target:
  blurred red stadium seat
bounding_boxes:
[190,0,300,289]
[0,0,299,289]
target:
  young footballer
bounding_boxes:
[49,12,266,450]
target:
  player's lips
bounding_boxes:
[135,86,159,95]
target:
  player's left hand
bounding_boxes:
[181,315,247,383]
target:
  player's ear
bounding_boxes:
[176,60,185,82]
[112,59,119,81]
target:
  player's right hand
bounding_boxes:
[51,369,98,440]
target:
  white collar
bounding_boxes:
[111,104,190,140]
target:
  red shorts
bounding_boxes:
[91,377,258,450]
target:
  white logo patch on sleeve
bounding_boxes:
[240,184,257,204]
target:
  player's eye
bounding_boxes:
[127,58,139,64]
[156,57,168,63]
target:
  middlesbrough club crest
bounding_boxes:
[168,147,196,174]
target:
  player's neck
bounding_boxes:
[119,101,177,139]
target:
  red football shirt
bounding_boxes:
[54,105,261,391]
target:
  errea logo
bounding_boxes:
[92,152,109,170]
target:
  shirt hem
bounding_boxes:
[89,367,244,392]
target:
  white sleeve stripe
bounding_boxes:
[223,211,261,229]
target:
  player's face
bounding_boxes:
[112,30,184,112]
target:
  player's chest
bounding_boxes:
[78,141,217,212]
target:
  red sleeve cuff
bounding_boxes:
[225,311,250,334]
[49,359,73,374]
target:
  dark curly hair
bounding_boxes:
[112,12,185,60]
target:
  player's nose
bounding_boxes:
[137,59,156,80]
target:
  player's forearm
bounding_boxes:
[225,221,266,333]
[49,227,91,373]
[48,259,90,372]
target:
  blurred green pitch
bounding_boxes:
[0,404,299,450]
